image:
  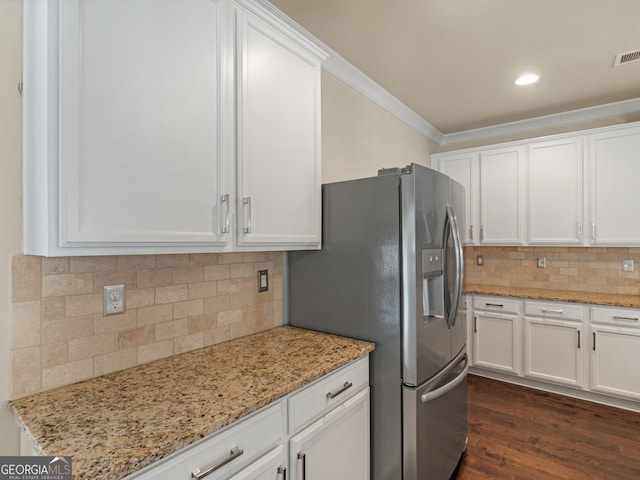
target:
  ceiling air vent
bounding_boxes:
[614,49,640,67]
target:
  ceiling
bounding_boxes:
[269,0,640,135]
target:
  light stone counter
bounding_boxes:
[10,326,374,480]
[465,283,640,309]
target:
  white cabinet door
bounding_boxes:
[228,446,286,480]
[588,125,640,245]
[235,6,322,249]
[528,138,583,244]
[24,0,230,256]
[472,312,521,375]
[479,146,526,245]
[433,153,479,245]
[524,317,585,388]
[590,325,640,401]
[289,388,369,480]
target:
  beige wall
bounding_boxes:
[321,72,435,183]
[0,0,22,455]
[465,246,640,295]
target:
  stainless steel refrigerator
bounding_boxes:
[288,163,467,480]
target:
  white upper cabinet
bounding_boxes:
[587,124,640,245]
[479,146,526,245]
[432,153,479,244]
[528,137,583,245]
[23,0,325,256]
[431,121,640,247]
[235,5,322,248]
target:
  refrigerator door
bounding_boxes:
[402,349,468,480]
[401,165,454,386]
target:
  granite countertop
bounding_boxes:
[10,326,374,480]
[465,283,640,309]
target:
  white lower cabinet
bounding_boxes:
[289,388,370,480]
[472,296,522,375]
[125,357,369,480]
[590,307,640,401]
[470,295,640,410]
[523,301,587,388]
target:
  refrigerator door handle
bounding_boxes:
[420,356,468,404]
[445,204,464,329]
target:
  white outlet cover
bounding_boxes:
[623,260,634,272]
[104,284,126,315]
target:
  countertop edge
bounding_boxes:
[464,284,640,309]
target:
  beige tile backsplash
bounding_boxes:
[465,246,640,295]
[11,252,284,398]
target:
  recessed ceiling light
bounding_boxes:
[515,74,540,86]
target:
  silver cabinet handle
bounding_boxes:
[220,194,230,234]
[474,316,477,333]
[591,222,596,241]
[577,221,582,241]
[480,225,485,241]
[326,381,353,399]
[192,447,244,480]
[278,465,287,480]
[297,452,306,480]
[469,225,474,241]
[577,330,581,349]
[486,303,503,309]
[542,308,563,314]
[243,197,252,234]
[593,332,596,351]
[613,315,639,322]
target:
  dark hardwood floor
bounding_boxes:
[455,375,640,480]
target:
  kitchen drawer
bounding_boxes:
[524,301,586,321]
[591,306,640,329]
[472,296,522,315]
[126,402,284,480]
[288,356,369,434]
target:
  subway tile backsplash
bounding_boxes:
[11,252,284,398]
[464,246,640,295]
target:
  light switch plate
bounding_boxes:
[258,270,268,292]
[537,257,547,268]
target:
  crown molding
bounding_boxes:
[440,97,640,146]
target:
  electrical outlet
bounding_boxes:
[104,284,126,316]
[623,259,634,272]
[476,255,484,266]
[537,257,547,268]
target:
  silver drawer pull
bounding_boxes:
[192,447,244,480]
[326,381,353,399]
[486,303,504,308]
[613,315,639,322]
[542,308,563,314]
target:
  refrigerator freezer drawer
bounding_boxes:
[402,352,467,480]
